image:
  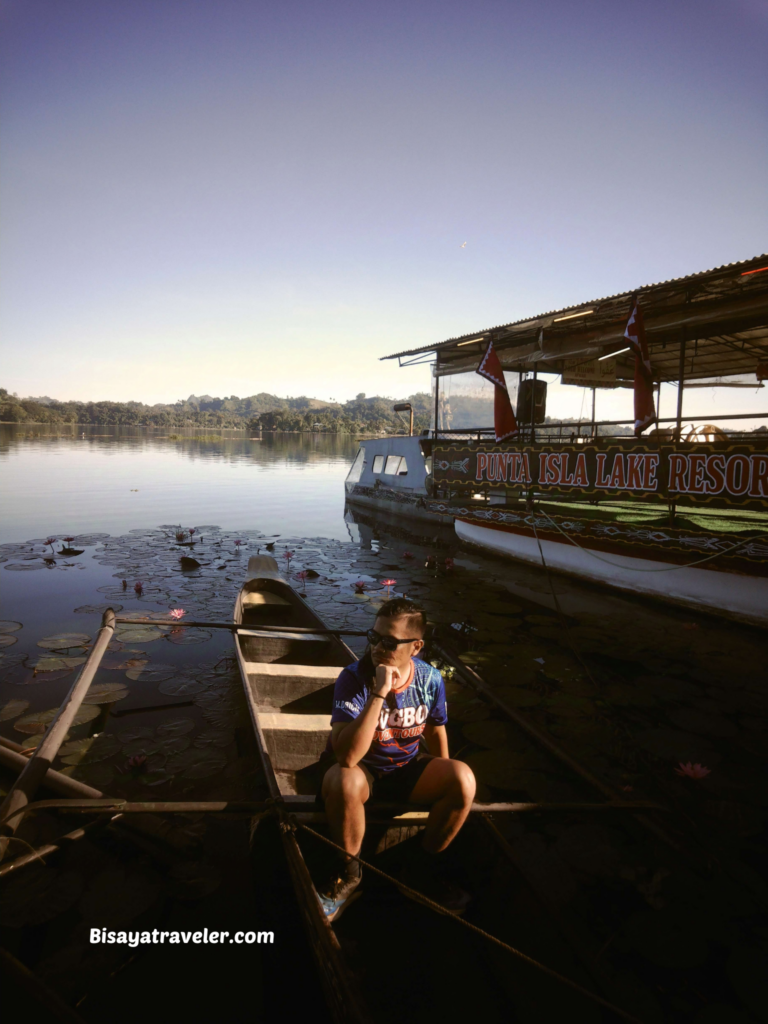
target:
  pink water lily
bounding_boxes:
[675,762,711,779]
[188,528,196,536]
[444,557,455,570]
[402,551,414,560]
[283,550,295,568]
[134,581,143,593]
[353,580,367,594]
[295,570,309,592]
[381,578,396,598]
[169,609,186,620]
[45,537,57,554]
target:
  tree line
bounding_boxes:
[0,388,434,433]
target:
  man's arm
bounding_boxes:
[332,666,396,768]
[423,722,449,758]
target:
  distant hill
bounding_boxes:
[0,387,433,433]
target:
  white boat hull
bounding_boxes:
[455,519,768,627]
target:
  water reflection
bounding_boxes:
[0,425,359,543]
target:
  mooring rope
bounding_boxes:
[532,511,767,573]
[291,819,645,1024]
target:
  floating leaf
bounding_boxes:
[31,656,87,672]
[0,621,22,634]
[116,726,153,743]
[156,717,195,739]
[74,604,123,614]
[37,632,91,650]
[121,737,162,757]
[165,629,212,646]
[113,626,164,644]
[59,762,114,788]
[623,908,710,969]
[125,663,176,682]
[0,636,18,648]
[167,862,222,900]
[83,682,129,704]
[158,676,208,696]
[0,699,29,721]
[193,730,235,749]
[60,734,121,764]
[0,868,83,927]
[4,562,46,570]
[157,735,191,755]
[78,868,161,925]
[182,753,228,779]
[14,703,99,734]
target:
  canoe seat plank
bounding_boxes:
[258,712,331,771]
[246,662,340,706]
[243,592,291,607]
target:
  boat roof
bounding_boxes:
[381,254,768,383]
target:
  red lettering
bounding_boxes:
[725,455,750,496]
[688,453,707,494]
[547,453,562,485]
[626,454,644,489]
[749,455,768,498]
[539,453,549,485]
[643,454,659,490]
[476,453,488,481]
[608,454,626,489]
[705,454,725,494]
[573,452,589,487]
[668,454,688,492]
[520,453,532,484]
[559,453,575,485]
[596,453,611,488]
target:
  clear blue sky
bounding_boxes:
[2,0,767,420]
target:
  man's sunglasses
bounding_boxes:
[366,629,421,651]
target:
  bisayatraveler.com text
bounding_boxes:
[90,928,274,947]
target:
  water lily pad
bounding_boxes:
[165,629,212,645]
[116,726,153,743]
[495,686,542,708]
[14,703,100,734]
[634,727,720,764]
[32,656,87,672]
[157,735,191,755]
[623,908,710,969]
[0,698,29,721]
[60,734,122,764]
[444,681,476,704]
[181,753,229,778]
[83,682,130,704]
[0,868,83,927]
[37,632,91,650]
[4,562,46,570]
[125,663,176,682]
[74,604,123,614]
[158,676,208,696]
[667,708,738,738]
[0,621,22,633]
[78,868,161,925]
[0,635,18,648]
[167,862,222,900]
[114,626,164,644]
[193,729,234,749]
[121,737,162,757]
[156,717,195,738]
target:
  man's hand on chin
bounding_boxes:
[374,664,399,697]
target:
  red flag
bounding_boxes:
[624,301,657,436]
[476,341,519,441]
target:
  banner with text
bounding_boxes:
[433,441,768,509]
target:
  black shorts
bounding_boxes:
[316,750,432,804]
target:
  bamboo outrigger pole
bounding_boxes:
[0,608,115,855]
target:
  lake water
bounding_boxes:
[1,422,767,1019]
[0,425,359,543]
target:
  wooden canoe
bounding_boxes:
[233,555,373,1024]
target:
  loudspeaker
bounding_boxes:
[517,379,547,424]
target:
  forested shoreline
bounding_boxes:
[0,388,433,433]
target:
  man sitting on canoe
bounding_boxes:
[317,598,476,921]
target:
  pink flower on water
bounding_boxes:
[188,528,196,536]
[675,762,711,779]
[126,754,147,774]
[402,551,414,560]
[234,539,243,548]
[444,557,455,570]
[169,609,186,620]
[63,536,75,544]
[134,581,143,593]
[283,550,295,568]
[353,580,367,593]
[381,578,396,597]
[295,570,309,591]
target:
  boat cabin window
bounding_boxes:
[372,455,384,473]
[384,455,402,475]
[345,446,366,487]
[397,457,408,475]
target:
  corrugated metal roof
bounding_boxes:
[381,253,768,361]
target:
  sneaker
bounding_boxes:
[317,872,363,924]
[396,863,471,916]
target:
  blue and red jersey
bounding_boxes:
[330,657,447,774]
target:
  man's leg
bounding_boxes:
[321,763,372,864]
[408,757,476,853]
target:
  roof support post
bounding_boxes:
[433,363,440,438]
[675,337,687,439]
